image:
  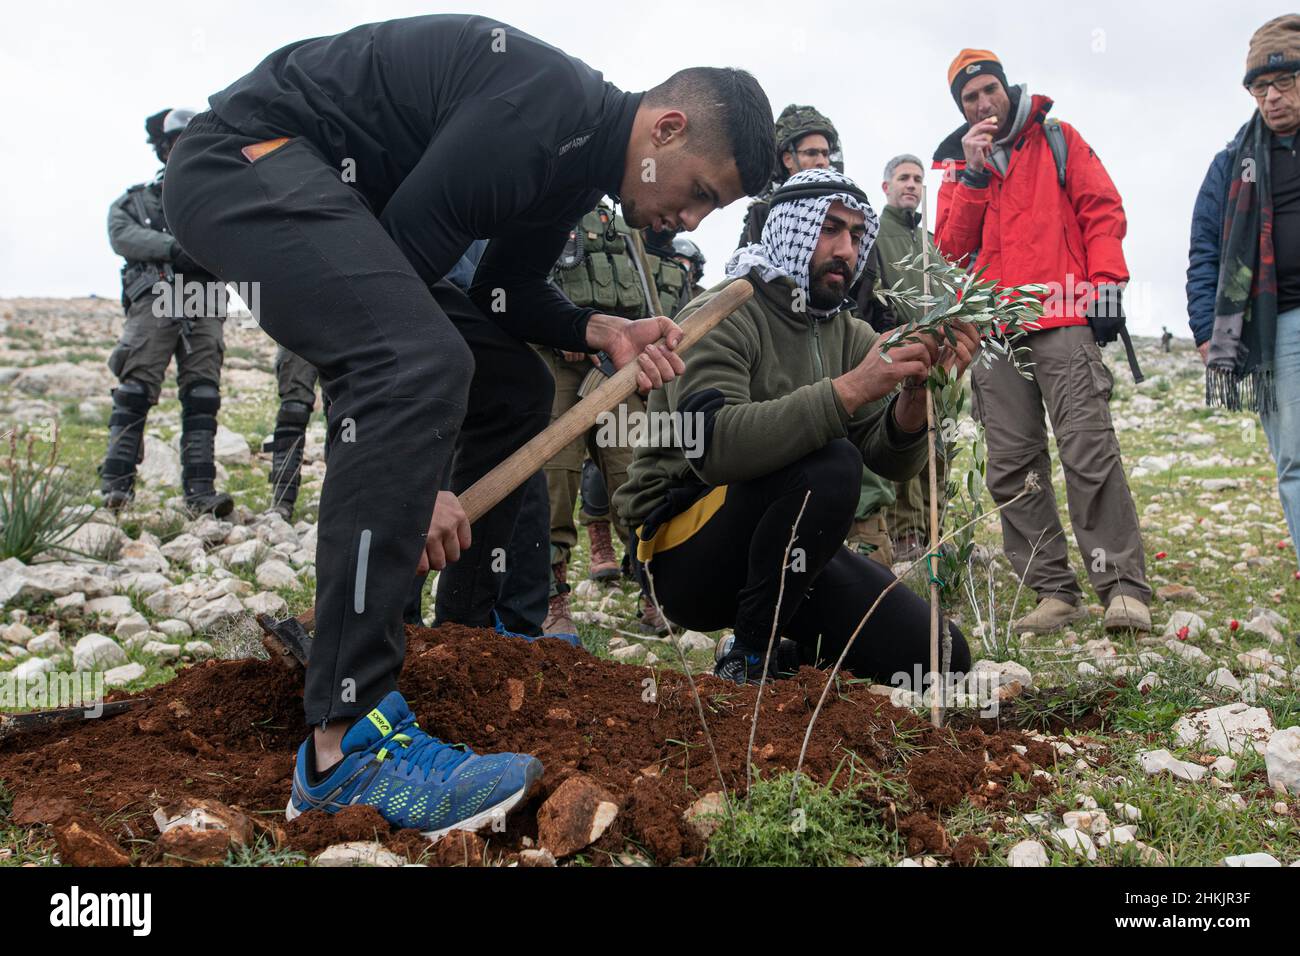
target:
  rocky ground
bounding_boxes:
[0,297,1297,867]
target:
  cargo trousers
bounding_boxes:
[971,324,1149,606]
[108,295,226,403]
[539,348,642,564]
[274,345,319,407]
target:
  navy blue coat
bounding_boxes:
[1183,117,1272,347]
[1186,143,1233,346]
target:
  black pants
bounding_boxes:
[494,471,553,635]
[403,469,551,635]
[647,441,970,683]
[166,112,550,726]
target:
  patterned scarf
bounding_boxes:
[725,168,879,312]
[1207,112,1278,413]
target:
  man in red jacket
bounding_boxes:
[932,49,1150,635]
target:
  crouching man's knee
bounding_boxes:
[787,439,863,520]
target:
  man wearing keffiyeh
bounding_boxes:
[1188,14,1300,566]
[614,169,984,686]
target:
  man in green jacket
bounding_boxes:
[614,169,980,686]
[873,153,948,562]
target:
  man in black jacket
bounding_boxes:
[164,14,772,835]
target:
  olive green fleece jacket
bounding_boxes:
[613,269,930,534]
[873,203,936,325]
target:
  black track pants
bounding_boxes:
[646,440,970,683]
[403,469,552,635]
[166,112,547,725]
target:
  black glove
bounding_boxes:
[1086,283,1125,346]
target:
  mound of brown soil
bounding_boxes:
[0,624,1056,865]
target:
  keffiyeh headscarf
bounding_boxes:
[725,167,879,310]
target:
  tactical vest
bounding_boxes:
[643,251,689,318]
[553,207,690,319]
[117,179,174,307]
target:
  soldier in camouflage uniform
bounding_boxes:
[736,104,844,247]
[100,109,233,518]
[543,202,690,634]
[672,235,707,300]
[263,347,321,521]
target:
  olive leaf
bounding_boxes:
[875,253,1046,380]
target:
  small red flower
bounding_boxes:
[1177,626,1189,641]
[1155,552,1167,560]
[1278,540,1289,550]
[1229,619,1240,631]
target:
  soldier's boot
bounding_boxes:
[543,560,576,636]
[179,380,234,519]
[587,519,620,582]
[263,399,312,521]
[638,591,669,635]
[98,380,153,512]
[892,531,927,564]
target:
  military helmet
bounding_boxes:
[146,107,196,162]
[773,104,843,179]
[145,109,172,147]
[643,225,678,258]
[671,236,706,283]
[162,108,197,136]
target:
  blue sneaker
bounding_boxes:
[493,610,583,650]
[287,691,543,840]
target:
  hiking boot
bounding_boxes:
[1104,594,1151,633]
[638,592,669,635]
[1012,597,1088,635]
[587,519,620,581]
[288,691,542,840]
[893,531,927,564]
[713,637,802,685]
[543,591,576,637]
[543,560,576,636]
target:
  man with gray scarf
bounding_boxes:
[932,49,1150,636]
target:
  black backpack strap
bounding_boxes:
[1043,117,1068,188]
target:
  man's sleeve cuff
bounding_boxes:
[884,393,927,447]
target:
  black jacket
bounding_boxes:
[209,14,640,352]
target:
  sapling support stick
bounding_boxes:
[920,184,943,729]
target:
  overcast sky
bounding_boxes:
[0,0,1284,337]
